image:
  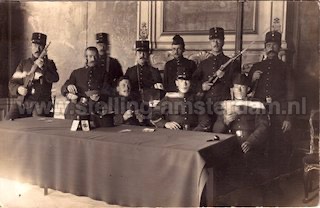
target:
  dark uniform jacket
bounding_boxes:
[163,57,197,92]
[110,95,142,126]
[125,64,163,102]
[248,58,293,121]
[151,92,211,131]
[213,100,269,150]
[9,57,59,102]
[61,65,110,100]
[192,53,240,102]
[100,56,123,87]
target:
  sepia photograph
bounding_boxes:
[0,0,319,207]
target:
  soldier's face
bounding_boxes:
[171,44,184,59]
[233,84,248,100]
[31,43,44,58]
[210,38,224,53]
[96,43,109,57]
[136,51,149,65]
[265,42,280,58]
[117,79,131,97]
[175,79,191,94]
[86,49,99,67]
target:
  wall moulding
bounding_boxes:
[137,1,288,52]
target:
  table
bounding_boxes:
[0,117,238,206]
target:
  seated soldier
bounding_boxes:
[111,76,145,126]
[61,46,114,127]
[212,74,269,179]
[151,71,210,131]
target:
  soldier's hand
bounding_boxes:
[135,110,144,123]
[252,70,263,82]
[34,72,43,80]
[224,113,237,125]
[241,142,251,153]
[34,58,44,69]
[17,86,28,96]
[123,110,133,121]
[90,94,100,102]
[202,81,213,91]
[66,93,78,101]
[154,83,164,90]
[282,120,291,133]
[164,121,181,130]
[216,69,225,78]
[67,85,78,94]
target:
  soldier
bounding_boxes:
[247,31,293,176]
[163,34,197,92]
[6,32,59,120]
[151,71,210,131]
[96,33,123,87]
[213,74,269,173]
[125,40,164,104]
[112,76,145,126]
[192,27,240,121]
[61,46,113,126]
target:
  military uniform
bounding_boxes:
[163,34,197,92]
[111,95,142,126]
[163,57,197,92]
[125,40,163,103]
[247,31,294,176]
[6,32,59,120]
[125,64,163,101]
[61,65,112,121]
[193,53,239,102]
[192,27,240,114]
[96,33,123,87]
[100,56,123,87]
[151,92,210,131]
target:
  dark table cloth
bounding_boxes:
[0,117,237,206]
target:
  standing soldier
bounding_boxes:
[163,34,197,92]
[96,33,123,87]
[125,40,164,104]
[6,32,59,120]
[248,31,293,176]
[193,27,240,121]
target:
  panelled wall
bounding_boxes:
[0,1,319,118]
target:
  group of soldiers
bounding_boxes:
[6,27,293,183]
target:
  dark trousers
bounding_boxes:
[267,116,292,176]
[5,100,53,120]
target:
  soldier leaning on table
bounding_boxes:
[151,70,210,131]
[6,32,59,120]
[111,76,146,126]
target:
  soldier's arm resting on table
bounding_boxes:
[150,97,169,128]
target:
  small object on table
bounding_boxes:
[119,129,132,133]
[142,128,155,132]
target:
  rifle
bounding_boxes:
[207,43,253,85]
[16,42,51,106]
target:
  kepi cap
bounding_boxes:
[96,33,109,45]
[31,32,47,45]
[209,27,224,40]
